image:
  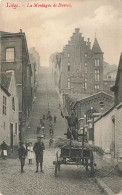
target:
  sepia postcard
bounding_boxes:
[0,0,122,194]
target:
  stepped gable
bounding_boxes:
[92,37,103,54]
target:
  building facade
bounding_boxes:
[0,72,19,149]
[54,28,104,94]
[0,30,32,141]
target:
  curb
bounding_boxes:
[94,178,115,195]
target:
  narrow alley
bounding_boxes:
[0,67,104,195]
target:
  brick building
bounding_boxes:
[63,91,114,144]
[0,72,19,149]
[54,28,104,94]
[0,30,32,141]
[72,92,114,120]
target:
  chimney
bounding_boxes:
[20,29,22,33]
[75,28,80,33]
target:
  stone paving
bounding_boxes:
[0,67,104,195]
[0,148,104,195]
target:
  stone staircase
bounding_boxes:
[25,67,67,148]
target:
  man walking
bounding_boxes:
[18,142,27,173]
[33,136,45,173]
[0,141,8,160]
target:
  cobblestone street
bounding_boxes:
[0,67,104,195]
[0,149,104,195]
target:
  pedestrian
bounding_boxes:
[33,136,45,173]
[43,114,45,120]
[18,142,27,173]
[41,123,45,136]
[0,141,8,160]
[27,142,34,165]
[49,115,52,121]
[37,125,41,134]
[40,118,42,125]
[49,126,53,135]
[54,115,57,123]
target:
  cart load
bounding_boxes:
[54,137,104,156]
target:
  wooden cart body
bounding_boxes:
[53,146,94,177]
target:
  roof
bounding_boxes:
[67,93,90,102]
[1,72,12,91]
[74,91,113,107]
[92,38,103,54]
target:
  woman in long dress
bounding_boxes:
[27,142,34,164]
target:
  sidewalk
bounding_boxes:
[95,165,122,194]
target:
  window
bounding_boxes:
[85,53,88,57]
[84,62,87,73]
[68,62,70,71]
[95,84,100,89]
[6,48,14,62]
[95,70,100,81]
[12,97,15,111]
[67,53,70,57]
[95,59,100,66]
[68,78,70,88]
[84,78,87,89]
[3,96,6,115]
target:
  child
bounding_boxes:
[27,142,34,164]
[18,142,27,173]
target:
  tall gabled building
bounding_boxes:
[56,28,104,94]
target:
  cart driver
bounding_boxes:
[61,109,79,140]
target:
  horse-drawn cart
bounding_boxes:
[53,109,103,178]
[53,139,94,177]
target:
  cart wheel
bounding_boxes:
[55,164,58,177]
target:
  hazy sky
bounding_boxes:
[0,0,122,66]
